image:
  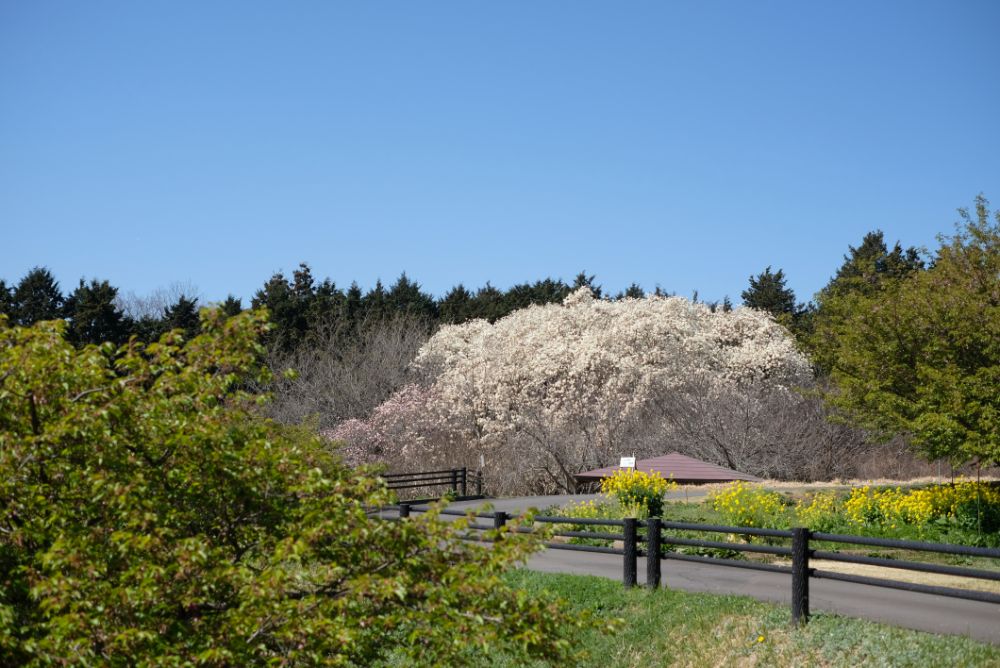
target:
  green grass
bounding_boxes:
[487,570,1000,667]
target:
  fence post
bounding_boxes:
[399,503,411,519]
[646,517,661,589]
[450,469,458,493]
[493,511,508,540]
[791,527,810,626]
[460,467,468,496]
[475,470,483,496]
[623,518,638,587]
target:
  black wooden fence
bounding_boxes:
[388,505,1000,626]
[381,467,483,500]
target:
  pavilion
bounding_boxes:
[574,452,762,486]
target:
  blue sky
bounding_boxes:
[2,2,998,305]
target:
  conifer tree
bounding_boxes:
[253,272,309,351]
[572,271,602,298]
[621,283,645,299]
[820,230,924,300]
[362,280,388,317]
[387,273,436,319]
[131,316,165,343]
[291,263,315,299]
[13,267,64,325]
[439,284,475,324]
[0,280,13,319]
[470,282,506,322]
[741,266,797,318]
[820,196,1000,464]
[163,294,200,339]
[807,231,924,371]
[345,282,363,322]
[308,279,347,333]
[220,295,243,317]
[64,278,129,345]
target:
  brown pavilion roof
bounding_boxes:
[575,452,762,484]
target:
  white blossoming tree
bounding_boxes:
[330,288,827,493]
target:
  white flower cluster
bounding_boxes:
[331,288,812,492]
[415,286,810,416]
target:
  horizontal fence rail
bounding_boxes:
[382,502,1000,627]
[380,467,483,499]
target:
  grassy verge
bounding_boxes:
[489,569,1000,667]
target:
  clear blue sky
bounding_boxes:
[2,2,998,305]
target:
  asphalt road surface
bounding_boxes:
[526,548,1000,644]
[387,493,1000,644]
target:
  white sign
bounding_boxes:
[619,456,636,469]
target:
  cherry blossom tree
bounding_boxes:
[329,287,826,493]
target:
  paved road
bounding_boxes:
[527,548,1000,644]
[384,494,1000,644]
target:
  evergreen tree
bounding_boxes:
[65,278,129,346]
[820,230,924,300]
[345,282,363,322]
[361,280,388,318]
[808,231,925,373]
[308,279,347,333]
[131,316,166,343]
[741,266,797,318]
[253,272,309,351]
[220,295,243,317]
[571,271,602,298]
[820,196,1000,464]
[469,283,507,322]
[0,280,13,320]
[13,267,64,325]
[439,284,475,324]
[163,295,200,340]
[621,283,645,299]
[721,295,733,312]
[386,273,437,319]
[652,286,673,297]
[291,263,316,300]
[503,278,570,312]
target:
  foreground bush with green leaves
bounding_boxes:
[0,311,601,666]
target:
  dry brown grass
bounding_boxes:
[766,559,1000,594]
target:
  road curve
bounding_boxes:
[525,548,1000,644]
[387,495,1000,643]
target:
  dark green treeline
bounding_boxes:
[1,226,922,352]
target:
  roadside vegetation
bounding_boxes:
[486,570,1000,668]
[558,473,1000,547]
[550,472,1000,590]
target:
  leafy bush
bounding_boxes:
[600,469,677,518]
[0,312,599,666]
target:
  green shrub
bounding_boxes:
[0,312,599,666]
